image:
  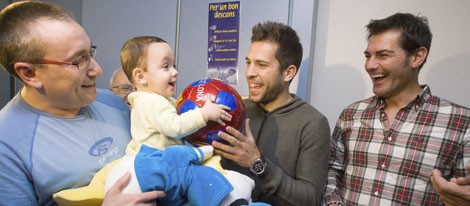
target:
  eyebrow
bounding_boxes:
[377,49,394,54]
[68,44,93,60]
[163,56,173,61]
[364,49,395,55]
[245,57,269,64]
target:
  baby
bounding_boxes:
[108,36,253,205]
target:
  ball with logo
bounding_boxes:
[176,78,246,145]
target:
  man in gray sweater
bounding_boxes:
[212,21,331,206]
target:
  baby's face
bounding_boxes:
[143,42,178,98]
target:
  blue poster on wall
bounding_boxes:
[207,1,240,86]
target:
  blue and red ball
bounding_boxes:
[176,78,245,145]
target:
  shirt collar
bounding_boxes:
[373,85,432,111]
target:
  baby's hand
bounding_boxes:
[200,98,232,126]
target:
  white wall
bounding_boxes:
[311,0,470,130]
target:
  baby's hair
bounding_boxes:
[120,36,167,82]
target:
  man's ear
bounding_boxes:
[132,68,147,85]
[411,47,428,70]
[13,62,42,88]
[283,65,298,83]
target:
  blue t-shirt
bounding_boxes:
[0,89,131,206]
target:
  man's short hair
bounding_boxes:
[0,1,74,79]
[366,13,432,68]
[251,21,303,73]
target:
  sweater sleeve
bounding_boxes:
[0,95,42,205]
[0,140,37,205]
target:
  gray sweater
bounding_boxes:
[222,94,330,206]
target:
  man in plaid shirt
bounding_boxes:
[323,13,470,205]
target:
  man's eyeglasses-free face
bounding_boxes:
[27,46,97,71]
[111,84,136,93]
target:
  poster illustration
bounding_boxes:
[207,1,240,86]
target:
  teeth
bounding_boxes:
[371,74,386,78]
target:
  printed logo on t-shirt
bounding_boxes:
[88,137,113,156]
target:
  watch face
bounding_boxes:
[253,161,264,172]
[250,159,266,175]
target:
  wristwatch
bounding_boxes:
[249,155,267,176]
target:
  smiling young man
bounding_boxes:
[323,13,470,205]
[212,21,331,205]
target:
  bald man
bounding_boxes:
[109,68,135,105]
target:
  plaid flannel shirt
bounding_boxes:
[323,85,470,206]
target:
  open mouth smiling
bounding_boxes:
[371,74,387,81]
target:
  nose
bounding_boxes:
[124,94,130,104]
[172,66,178,77]
[87,57,103,77]
[245,63,256,78]
[365,56,378,72]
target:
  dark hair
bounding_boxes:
[120,36,167,82]
[366,13,432,68]
[0,1,74,79]
[251,21,303,73]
